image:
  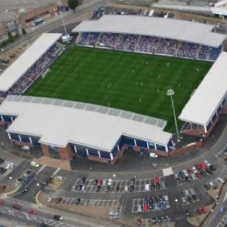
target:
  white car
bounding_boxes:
[145,184,150,191]
[31,161,39,167]
[103,179,108,186]
[217,177,225,184]
[192,166,198,174]
[107,179,112,186]
[138,205,142,212]
[124,186,128,192]
[191,173,197,180]
[204,160,211,167]
[183,170,189,177]
[150,153,158,158]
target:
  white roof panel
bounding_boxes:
[73,15,225,47]
[179,52,227,126]
[0,96,172,151]
[0,33,62,92]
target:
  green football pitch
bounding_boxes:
[26,46,212,132]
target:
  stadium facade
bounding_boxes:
[0,96,173,164]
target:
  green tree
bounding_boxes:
[7,31,14,43]
[67,0,79,11]
[22,27,27,35]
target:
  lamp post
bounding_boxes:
[167,89,179,138]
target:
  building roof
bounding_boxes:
[0,96,172,152]
[0,33,62,92]
[73,15,225,47]
[179,52,227,126]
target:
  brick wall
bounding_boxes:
[168,141,202,157]
[41,144,50,157]
[59,144,75,160]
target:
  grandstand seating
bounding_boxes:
[0,44,61,100]
[77,32,222,61]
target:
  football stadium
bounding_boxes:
[0,15,226,164]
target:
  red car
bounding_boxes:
[200,207,207,214]
[97,179,103,186]
[187,169,193,174]
[154,177,160,184]
[55,198,62,204]
[0,200,5,205]
[0,185,7,191]
[28,210,36,215]
[143,202,149,212]
[196,172,202,179]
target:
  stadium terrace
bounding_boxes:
[73,15,225,61]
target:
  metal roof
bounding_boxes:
[0,33,62,92]
[0,96,172,151]
[72,15,225,48]
[179,52,227,126]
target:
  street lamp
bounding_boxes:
[167,89,179,137]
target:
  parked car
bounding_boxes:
[210,165,217,171]
[192,166,198,174]
[75,198,81,205]
[201,207,207,214]
[31,161,39,167]
[107,179,112,186]
[28,210,36,215]
[150,183,155,190]
[53,215,63,221]
[12,204,21,210]
[55,198,62,204]
[217,177,225,184]
[204,183,211,191]
[204,160,211,167]
[197,209,202,215]
[145,184,150,191]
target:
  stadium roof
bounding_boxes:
[0,96,172,152]
[179,52,227,126]
[0,33,62,92]
[73,15,225,47]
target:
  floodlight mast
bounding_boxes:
[56,0,68,41]
[167,89,179,137]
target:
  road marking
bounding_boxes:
[37,165,46,174]
[52,168,61,177]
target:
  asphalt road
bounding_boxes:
[0,0,110,57]
[2,197,120,227]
